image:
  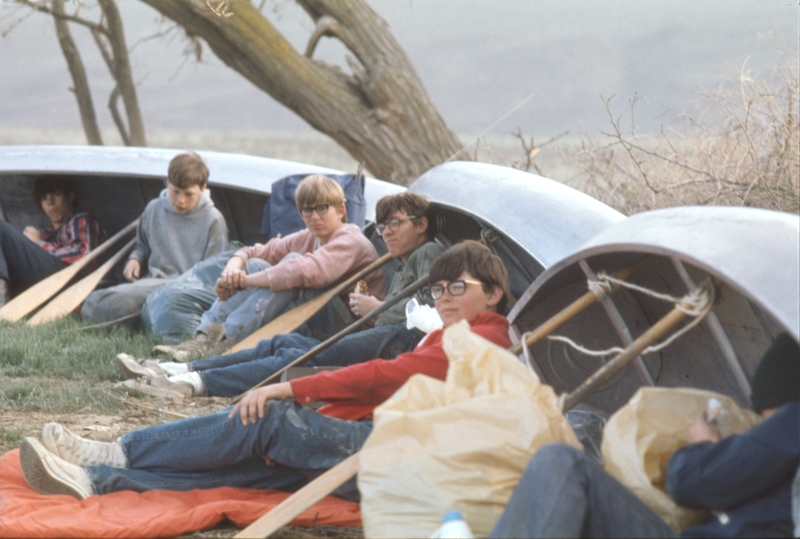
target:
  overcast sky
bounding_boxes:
[0,0,796,137]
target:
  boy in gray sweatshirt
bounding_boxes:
[81,152,228,325]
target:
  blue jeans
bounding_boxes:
[191,324,420,397]
[197,259,294,342]
[87,401,372,501]
[197,257,355,343]
[490,444,675,538]
[0,219,65,296]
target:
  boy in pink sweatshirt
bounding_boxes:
[156,174,384,359]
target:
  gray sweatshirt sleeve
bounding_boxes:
[128,204,153,264]
[203,212,229,258]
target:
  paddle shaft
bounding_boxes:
[510,260,644,356]
[0,218,139,322]
[561,304,689,411]
[232,273,430,402]
[225,252,393,354]
[233,453,360,539]
[28,238,136,326]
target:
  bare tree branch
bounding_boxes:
[51,0,103,145]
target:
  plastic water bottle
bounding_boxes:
[430,510,474,538]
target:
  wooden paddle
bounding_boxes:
[234,452,360,539]
[225,252,393,354]
[509,258,648,356]
[27,238,136,326]
[561,281,715,410]
[231,273,430,402]
[0,219,139,323]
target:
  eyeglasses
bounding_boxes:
[376,216,417,236]
[298,204,331,218]
[430,279,484,299]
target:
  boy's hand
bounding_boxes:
[348,292,382,318]
[220,256,247,288]
[229,383,295,426]
[23,226,41,242]
[215,278,238,301]
[689,412,721,443]
[124,259,141,281]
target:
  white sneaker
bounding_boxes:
[41,423,128,468]
[115,353,167,379]
[143,375,195,398]
[20,437,93,500]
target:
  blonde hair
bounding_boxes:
[295,175,347,222]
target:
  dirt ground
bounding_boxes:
[0,397,363,539]
[0,397,230,455]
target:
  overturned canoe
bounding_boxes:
[0,146,625,309]
[508,206,800,412]
[0,145,403,246]
[409,161,624,303]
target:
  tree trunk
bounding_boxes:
[137,0,464,184]
[52,0,103,145]
[98,0,147,146]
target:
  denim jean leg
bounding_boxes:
[0,220,65,294]
[110,401,370,497]
[311,324,420,365]
[121,401,370,473]
[200,339,315,397]
[88,457,308,494]
[490,444,674,539]
[196,259,271,336]
[188,334,292,372]
[199,326,418,397]
[221,286,297,342]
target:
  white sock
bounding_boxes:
[159,362,189,375]
[170,372,205,396]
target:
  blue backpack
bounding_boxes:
[261,173,367,239]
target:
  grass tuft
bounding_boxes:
[0,316,162,413]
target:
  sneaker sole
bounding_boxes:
[20,438,89,499]
[115,354,152,379]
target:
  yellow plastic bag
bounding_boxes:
[601,386,761,532]
[358,320,582,538]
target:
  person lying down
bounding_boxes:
[18,241,512,502]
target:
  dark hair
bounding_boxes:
[32,176,79,209]
[428,240,510,314]
[750,333,800,413]
[375,192,436,240]
[167,152,209,189]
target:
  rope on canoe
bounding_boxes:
[548,277,715,357]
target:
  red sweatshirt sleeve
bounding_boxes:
[290,312,511,411]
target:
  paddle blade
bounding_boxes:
[0,219,138,323]
[225,288,337,354]
[28,239,136,326]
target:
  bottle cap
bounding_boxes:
[443,510,463,522]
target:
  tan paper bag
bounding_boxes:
[601,386,761,532]
[358,320,582,538]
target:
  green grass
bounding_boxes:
[0,316,163,413]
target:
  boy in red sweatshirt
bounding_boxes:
[20,241,512,501]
